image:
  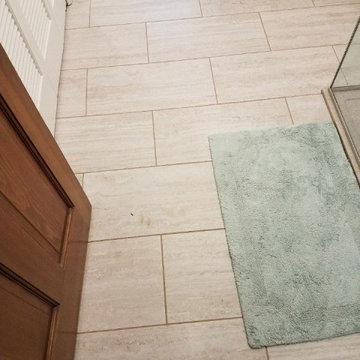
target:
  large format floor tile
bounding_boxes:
[83,162,223,241]
[75,319,267,360]
[211,47,338,103]
[199,0,313,16]
[87,60,216,115]
[56,69,87,118]
[147,14,268,62]
[163,230,241,323]
[65,0,89,29]
[90,0,201,26]
[286,95,332,125]
[261,5,360,50]
[268,333,360,360]
[62,24,147,69]
[78,237,165,332]
[154,99,291,165]
[55,112,154,173]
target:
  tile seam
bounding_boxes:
[57,92,323,121]
[145,22,150,63]
[88,0,91,27]
[88,228,226,244]
[69,4,321,30]
[285,97,295,125]
[80,160,212,176]
[160,235,168,324]
[151,111,158,166]
[258,12,272,51]
[208,58,219,104]
[85,68,88,116]
[77,316,243,335]
[60,44,345,71]
[198,0,203,16]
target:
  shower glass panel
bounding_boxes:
[331,18,360,157]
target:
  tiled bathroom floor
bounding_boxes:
[55,1,360,359]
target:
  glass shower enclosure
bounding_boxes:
[331,18,360,162]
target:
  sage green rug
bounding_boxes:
[209,122,360,349]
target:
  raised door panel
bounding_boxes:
[0,106,71,253]
[0,271,55,360]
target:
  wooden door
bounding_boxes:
[0,44,91,360]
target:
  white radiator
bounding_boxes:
[0,0,66,134]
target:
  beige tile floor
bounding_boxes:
[56,1,360,358]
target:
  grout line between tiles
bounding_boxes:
[258,12,272,51]
[160,235,168,324]
[85,68,88,116]
[68,3,360,30]
[151,111,158,166]
[68,3,321,31]
[198,0,203,16]
[58,109,152,120]
[67,3,359,30]
[59,43,346,71]
[284,98,295,125]
[145,22,150,63]
[57,91,323,121]
[62,60,149,72]
[88,227,226,244]
[88,0,91,27]
[86,16,203,29]
[81,160,212,176]
[208,58,219,104]
[62,48,269,71]
[77,316,243,335]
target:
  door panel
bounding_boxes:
[0,193,63,300]
[0,109,70,252]
[0,271,55,360]
[0,45,91,360]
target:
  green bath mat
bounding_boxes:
[209,122,360,349]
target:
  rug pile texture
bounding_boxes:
[209,122,360,348]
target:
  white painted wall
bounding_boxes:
[0,0,66,134]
